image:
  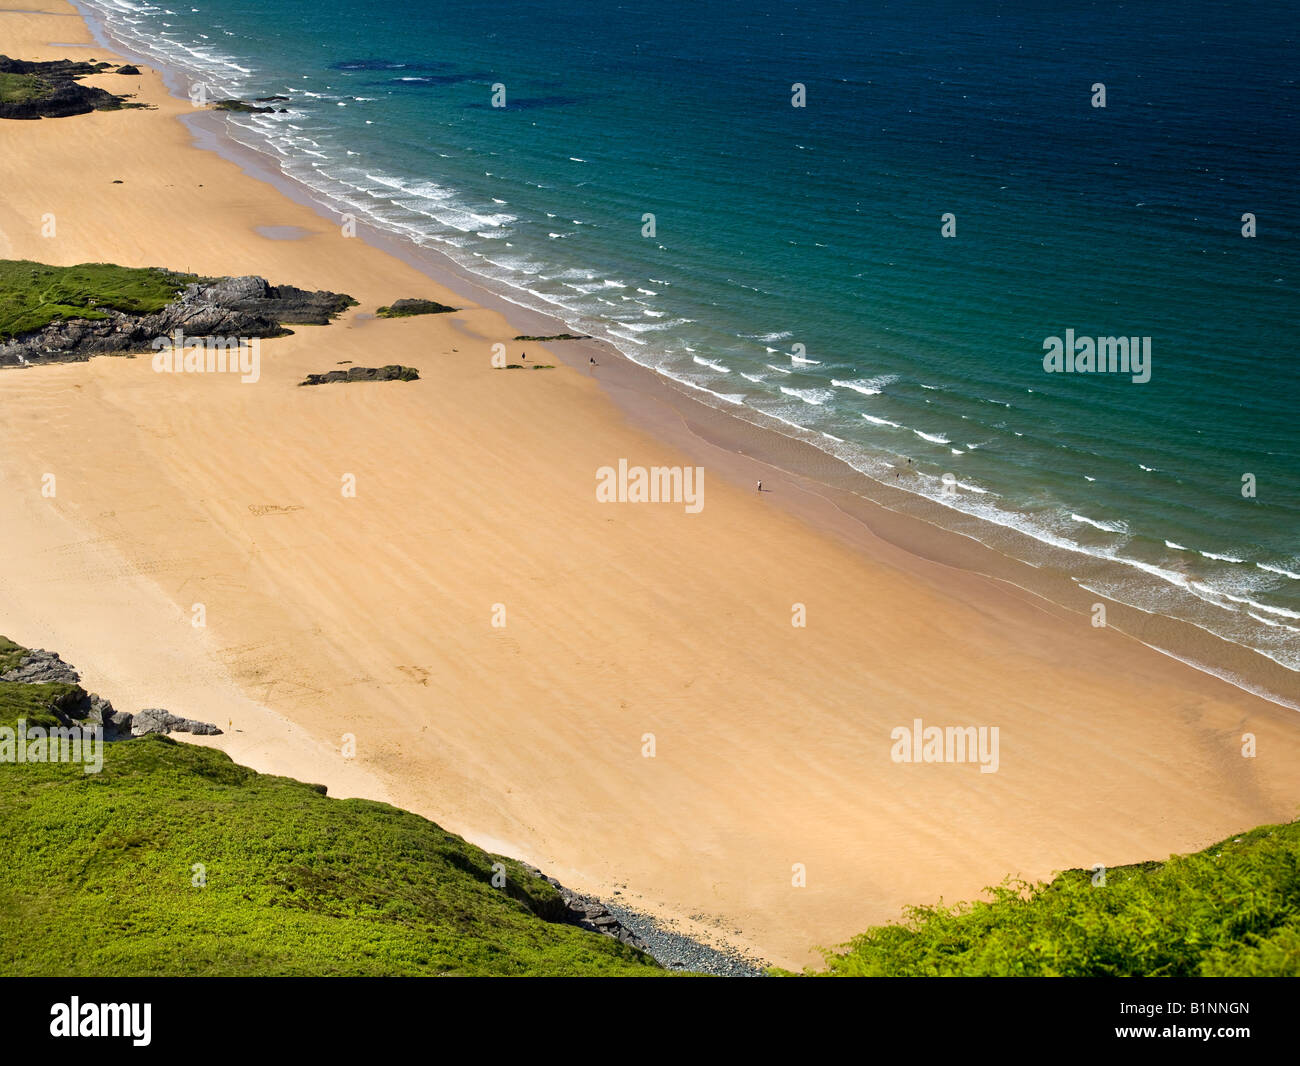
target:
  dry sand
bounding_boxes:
[2,0,1298,969]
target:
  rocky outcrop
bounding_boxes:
[76,693,134,740]
[376,298,458,317]
[131,708,223,737]
[0,56,133,120]
[299,365,419,385]
[116,65,141,76]
[521,865,649,952]
[1,647,219,739]
[213,99,282,114]
[0,275,356,368]
[0,648,80,684]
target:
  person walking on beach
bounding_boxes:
[756,480,763,493]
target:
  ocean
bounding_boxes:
[73,0,1300,683]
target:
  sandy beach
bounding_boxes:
[2,0,1299,969]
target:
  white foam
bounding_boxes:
[658,370,745,406]
[1071,513,1129,535]
[912,429,950,445]
[780,386,833,406]
[1257,562,1300,580]
[1249,612,1300,631]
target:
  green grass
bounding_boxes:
[815,821,1300,976]
[0,645,659,976]
[0,636,27,674]
[0,259,202,341]
[0,72,51,105]
[0,680,81,731]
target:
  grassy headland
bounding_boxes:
[0,259,200,340]
[816,821,1300,976]
[0,640,658,976]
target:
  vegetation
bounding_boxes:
[377,298,458,317]
[0,642,658,976]
[0,635,26,674]
[0,259,200,340]
[816,821,1300,976]
[0,72,50,106]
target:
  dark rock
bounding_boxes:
[212,99,276,113]
[518,863,650,953]
[116,65,141,75]
[179,275,356,326]
[299,364,419,386]
[131,708,223,737]
[376,298,458,317]
[81,693,134,739]
[0,648,80,684]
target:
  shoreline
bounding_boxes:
[3,0,1300,970]
[66,0,1300,715]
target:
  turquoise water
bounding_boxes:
[77,0,1300,676]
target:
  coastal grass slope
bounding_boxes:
[0,661,659,977]
[816,820,1300,977]
[0,260,200,340]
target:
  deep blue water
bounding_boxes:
[79,0,1300,675]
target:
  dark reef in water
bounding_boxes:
[212,98,287,114]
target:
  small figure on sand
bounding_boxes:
[590,356,597,366]
[522,351,526,361]
[756,480,763,492]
